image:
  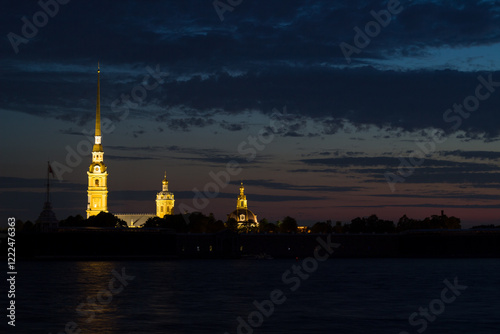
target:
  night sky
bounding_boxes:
[2,0,500,227]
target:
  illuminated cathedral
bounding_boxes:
[86,64,108,218]
[86,66,259,227]
[87,65,175,226]
[227,182,258,228]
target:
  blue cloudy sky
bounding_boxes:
[2,0,500,227]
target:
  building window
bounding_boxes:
[161,206,163,212]
[95,179,99,186]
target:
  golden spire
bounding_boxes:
[237,182,247,209]
[95,62,101,137]
[162,171,169,191]
[92,63,103,153]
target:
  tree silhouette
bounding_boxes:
[207,219,225,233]
[225,218,238,232]
[86,212,127,228]
[311,221,332,233]
[346,215,395,233]
[397,213,461,231]
[279,216,297,233]
[144,214,189,232]
[59,214,85,227]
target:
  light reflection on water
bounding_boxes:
[73,262,119,333]
[15,259,500,334]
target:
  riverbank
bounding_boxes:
[3,229,500,260]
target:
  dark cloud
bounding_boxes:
[106,155,159,161]
[132,129,145,138]
[220,121,245,131]
[381,171,500,185]
[300,156,498,169]
[299,156,398,167]
[170,154,266,166]
[439,150,500,160]
[343,203,500,209]
[301,150,365,158]
[59,128,89,136]
[3,1,500,136]
[112,189,325,203]
[232,179,364,192]
[109,144,268,165]
[165,117,215,132]
[246,193,327,202]
[0,176,82,190]
[28,68,500,136]
[296,155,500,185]
[372,193,500,201]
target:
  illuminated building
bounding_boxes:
[116,174,174,227]
[86,64,108,218]
[227,182,258,228]
[85,66,176,225]
[156,172,175,218]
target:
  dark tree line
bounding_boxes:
[16,211,464,234]
[310,213,461,234]
[143,214,298,234]
[144,213,225,233]
[397,214,461,231]
[471,224,500,229]
[59,212,127,228]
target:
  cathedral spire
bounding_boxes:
[95,62,101,137]
[237,182,247,209]
[93,63,103,153]
[162,171,169,191]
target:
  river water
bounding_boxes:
[11,258,500,333]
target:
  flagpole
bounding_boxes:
[46,161,50,203]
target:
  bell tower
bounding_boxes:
[86,64,108,218]
[156,172,175,218]
[237,182,247,210]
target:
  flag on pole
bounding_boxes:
[48,162,54,177]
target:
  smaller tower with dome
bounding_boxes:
[227,182,258,227]
[156,172,175,218]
